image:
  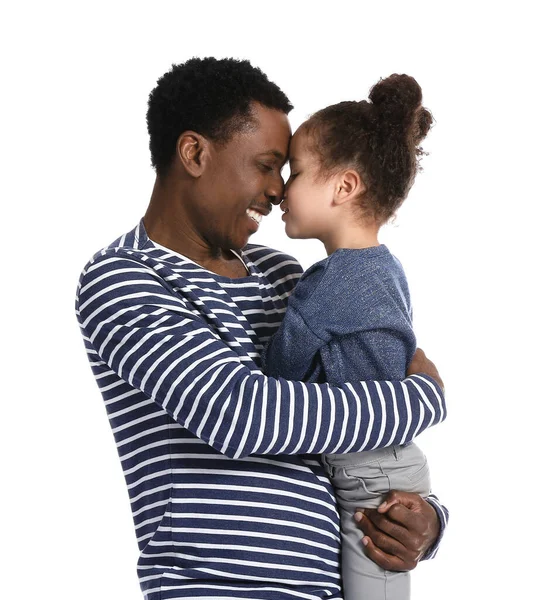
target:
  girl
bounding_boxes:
[264,74,437,600]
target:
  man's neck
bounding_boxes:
[143,178,248,278]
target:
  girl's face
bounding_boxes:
[281,126,338,240]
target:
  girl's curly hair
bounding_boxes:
[302,74,433,223]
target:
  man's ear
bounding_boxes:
[176,131,210,177]
[333,169,366,206]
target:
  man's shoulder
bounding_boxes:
[242,244,303,300]
[243,244,303,276]
[76,224,156,291]
[87,223,144,259]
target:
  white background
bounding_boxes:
[2,1,547,598]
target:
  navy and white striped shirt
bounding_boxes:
[76,221,447,600]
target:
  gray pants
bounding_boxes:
[323,443,431,600]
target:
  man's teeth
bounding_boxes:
[246,209,263,224]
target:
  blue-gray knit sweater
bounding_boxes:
[264,245,416,388]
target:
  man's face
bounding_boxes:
[194,103,291,251]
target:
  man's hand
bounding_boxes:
[354,491,440,572]
[407,348,444,392]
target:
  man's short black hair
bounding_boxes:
[146,57,293,175]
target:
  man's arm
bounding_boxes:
[77,253,446,459]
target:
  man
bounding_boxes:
[76,57,447,599]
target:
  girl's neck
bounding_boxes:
[323,224,381,256]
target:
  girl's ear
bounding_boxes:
[333,169,366,205]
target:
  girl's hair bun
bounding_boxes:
[369,74,422,118]
[369,73,432,144]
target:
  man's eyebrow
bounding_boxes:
[259,150,287,162]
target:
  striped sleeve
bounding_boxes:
[77,254,446,460]
[423,494,450,560]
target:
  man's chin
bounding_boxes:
[227,233,251,251]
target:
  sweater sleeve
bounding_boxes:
[76,254,446,460]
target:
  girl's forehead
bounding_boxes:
[290,129,320,167]
[289,127,309,154]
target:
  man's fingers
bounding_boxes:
[362,507,412,546]
[356,510,409,558]
[379,490,422,511]
[406,347,444,392]
[361,535,408,572]
[377,491,414,513]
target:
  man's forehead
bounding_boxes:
[227,105,291,161]
[228,129,288,156]
[250,103,291,133]
[247,132,290,163]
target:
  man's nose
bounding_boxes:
[266,181,285,206]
